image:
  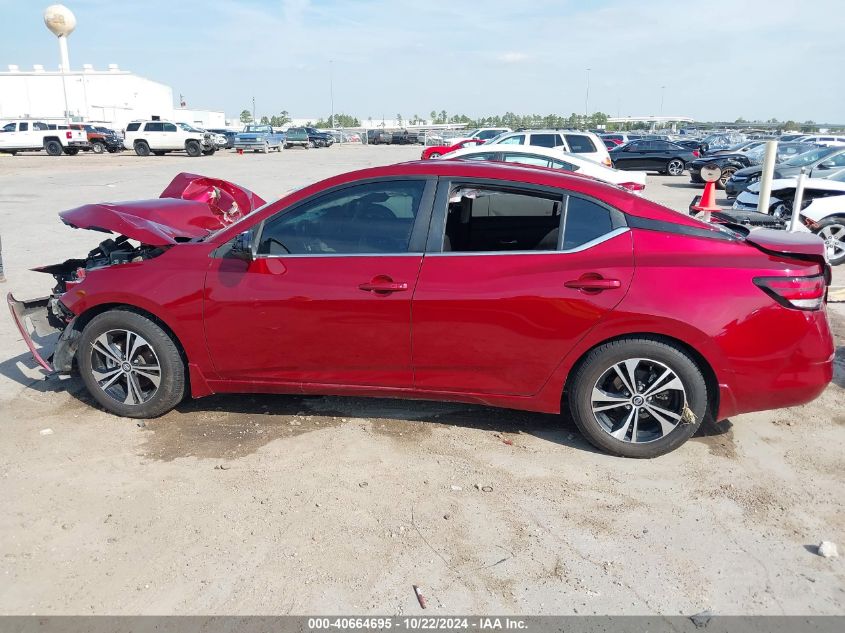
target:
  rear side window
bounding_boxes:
[443,185,562,252]
[529,134,559,148]
[459,152,497,161]
[144,122,163,132]
[126,122,141,132]
[564,134,597,153]
[498,134,524,145]
[562,197,614,249]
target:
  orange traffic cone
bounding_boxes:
[691,181,720,222]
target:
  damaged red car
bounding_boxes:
[8,163,835,457]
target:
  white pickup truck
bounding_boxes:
[0,120,90,156]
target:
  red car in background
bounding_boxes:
[9,163,834,457]
[421,138,487,159]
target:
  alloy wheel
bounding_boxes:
[89,329,162,405]
[590,358,687,443]
[819,224,845,262]
[667,160,684,176]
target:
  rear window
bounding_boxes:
[564,134,597,153]
[126,122,141,132]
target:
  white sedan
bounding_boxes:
[437,144,648,194]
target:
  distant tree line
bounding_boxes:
[238,107,842,133]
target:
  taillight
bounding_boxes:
[620,182,645,192]
[692,150,700,157]
[754,275,826,310]
[66,131,72,139]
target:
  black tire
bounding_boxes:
[666,159,685,176]
[813,217,845,266]
[135,141,151,157]
[185,140,202,157]
[77,310,186,419]
[91,142,105,154]
[44,140,63,156]
[567,338,709,458]
[284,143,291,149]
[717,167,736,190]
[63,148,80,156]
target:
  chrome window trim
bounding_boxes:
[254,252,424,260]
[429,227,630,257]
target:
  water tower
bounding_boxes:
[43,4,76,121]
[44,4,76,71]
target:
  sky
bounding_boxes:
[0,0,843,124]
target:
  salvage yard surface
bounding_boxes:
[0,146,843,614]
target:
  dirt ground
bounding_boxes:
[0,146,843,615]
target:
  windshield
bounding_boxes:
[178,123,202,132]
[782,147,835,167]
[244,125,271,133]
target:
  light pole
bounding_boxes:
[329,59,335,129]
[660,85,666,116]
[252,96,256,123]
[584,68,591,123]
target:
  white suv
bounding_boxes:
[123,120,216,157]
[488,129,611,166]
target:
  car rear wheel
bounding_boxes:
[44,140,63,156]
[262,141,269,154]
[815,218,845,266]
[135,141,151,157]
[717,167,736,190]
[307,141,314,149]
[185,140,202,157]
[567,338,708,458]
[666,159,685,176]
[78,310,186,419]
[91,142,105,154]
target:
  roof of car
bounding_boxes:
[442,143,600,166]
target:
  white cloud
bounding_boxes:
[497,52,530,64]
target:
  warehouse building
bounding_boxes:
[0,63,224,130]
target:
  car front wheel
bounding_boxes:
[567,338,708,458]
[78,310,186,418]
[666,159,685,176]
[185,140,202,157]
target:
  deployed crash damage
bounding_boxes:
[7,173,266,373]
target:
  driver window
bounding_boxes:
[257,181,426,255]
[163,123,177,132]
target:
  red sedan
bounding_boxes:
[9,164,834,457]
[421,138,486,159]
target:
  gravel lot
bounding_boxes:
[0,146,843,615]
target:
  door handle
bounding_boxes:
[358,278,408,294]
[565,276,621,291]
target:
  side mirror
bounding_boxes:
[231,230,254,261]
[816,161,832,170]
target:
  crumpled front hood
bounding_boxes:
[59,173,267,246]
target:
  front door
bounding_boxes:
[203,178,433,388]
[412,181,635,396]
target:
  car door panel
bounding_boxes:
[203,255,422,387]
[411,232,635,396]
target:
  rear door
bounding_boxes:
[411,179,634,396]
[143,122,163,147]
